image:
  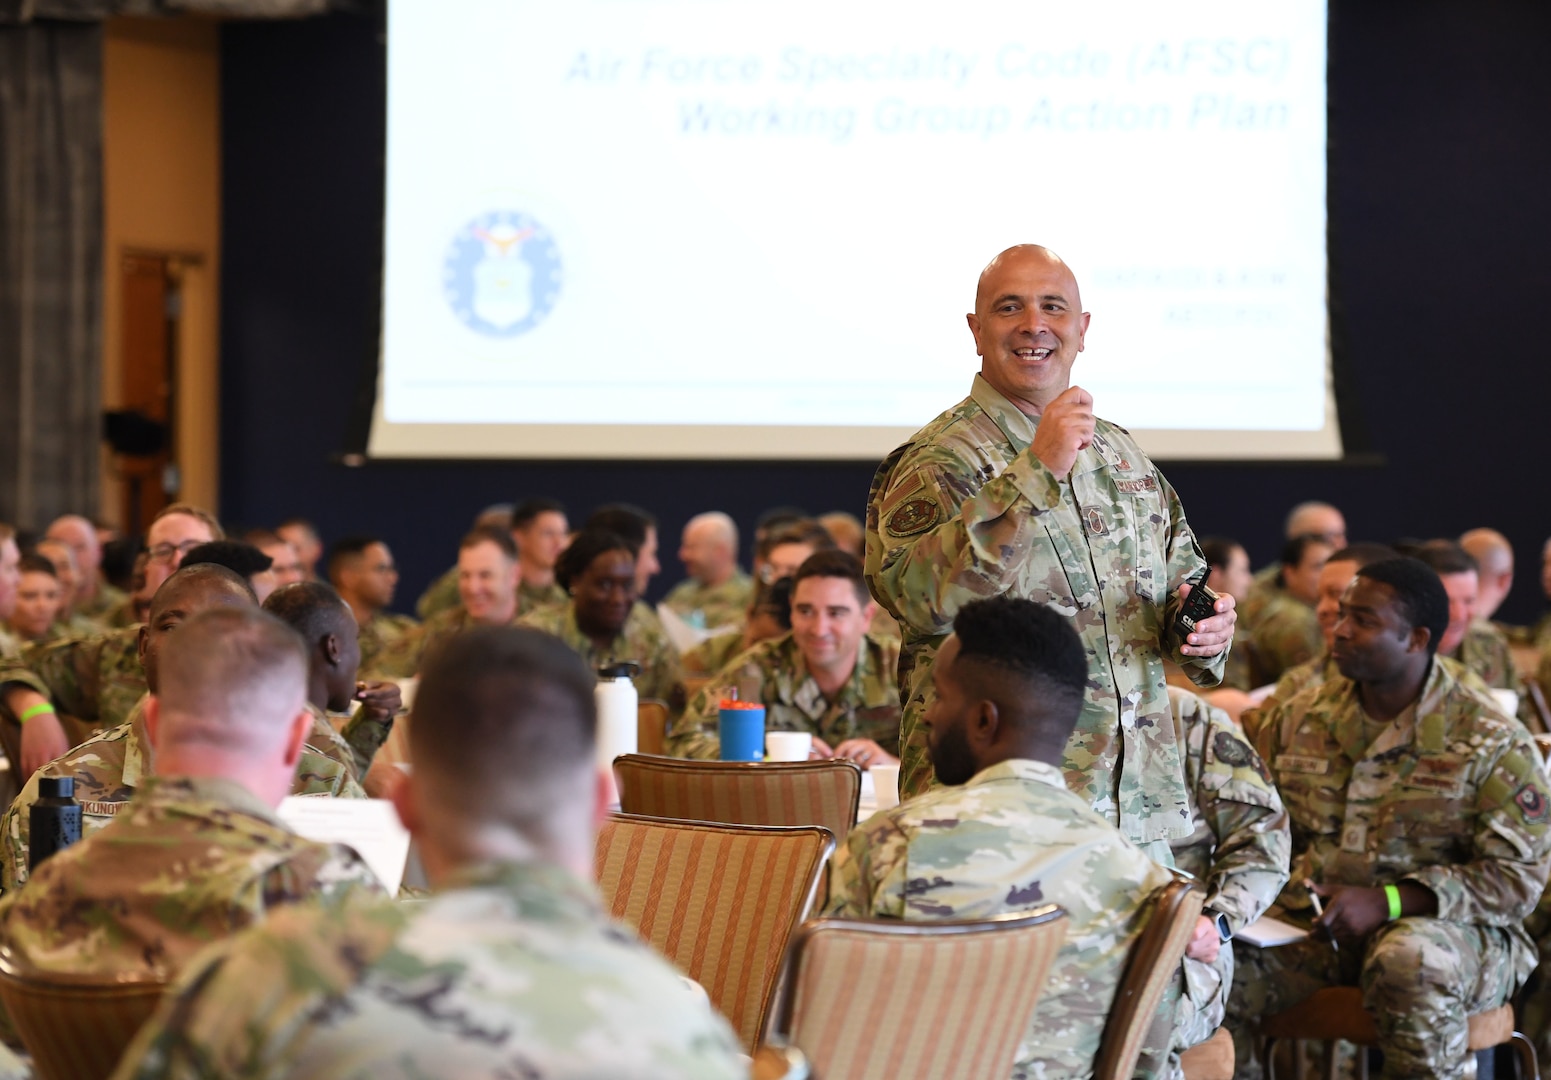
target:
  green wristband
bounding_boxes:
[18,702,55,725]
[1384,883,1402,921]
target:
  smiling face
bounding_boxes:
[11,571,61,640]
[1315,558,1361,649]
[457,539,519,626]
[966,246,1090,414]
[572,549,637,639]
[790,574,872,680]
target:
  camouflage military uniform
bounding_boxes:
[414,564,459,620]
[681,629,747,677]
[0,775,381,978]
[666,633,900,759]
[662,571,755,631]
[1165,688,1290,1055]
[381,589,564,678]
[0,629,18,663]
[76,580,128,623]
[1237,564,1282,629]
[1243,592,1321,689]
[112,859,747,1080]
[102,594,141,629]
[519,601,682,706]
[356,610,419,678]
[0,624,146,735]
[864,374,1225,846]
[827,757,1177,1079]
[1457,617,1517,691]
[0,697,367,892]
[1227,659,1551,1079]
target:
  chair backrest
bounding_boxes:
[769,908,1068,1080]
[1091,873,1205,1080]
[0,949,167,1080]
[614,753,862,847]
[1524,676,1551,736]
[595,812,833,1051]
[637,700,669,756]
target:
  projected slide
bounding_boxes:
[371,0,1333,460]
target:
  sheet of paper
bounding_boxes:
[278,796,411,895]
[656,604,715,653]
[1238,914,1310,948]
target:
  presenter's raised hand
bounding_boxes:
[1030,385,1095,478]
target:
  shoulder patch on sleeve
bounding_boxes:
[886,498,941,538]
[1515,783,1549,824]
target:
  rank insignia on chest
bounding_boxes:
[1082,506,1109,536]
[886,498,941,537]
[1516,784,1550,824]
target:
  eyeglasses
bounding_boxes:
[148,540,204,563]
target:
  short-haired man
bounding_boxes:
[0,564,370,892]
[0,607,382,980]
[1460,528,1514,622]
[667,551,899,763]
[7,555,63,644]
[510,496,570,610]
[114,627,746,1079]
[414,504,514,619]
[185,539,276,602]
[328,535,419,675]
[1229,558,1551,1078]
[664,511,753,631]
[1239,501,1348,626]
[44,513,126,623]
[247,530,307,592]
[276,517,323,582]
[827,595,1175,1077]
[262,581,401,784]
[1414,540,1518,694]
[379,527,523,677]
[1241,534,1333,688]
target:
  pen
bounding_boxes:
[1304,878,1337,952]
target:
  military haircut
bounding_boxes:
[155,606,310,748]
[326,535,386,580]
[792,549,870,608]
[952,597,1088,736]
[18,553,57,578]
[1413,539,1479,578]
[755,505,809,533]
[585,503,656,555]
[460,525,518,561]
[1284,500,1339,537]
[152,562,257,613]
[1279,533,1333,570]
[1325,542,1399,569]
[262,581,353,648]
[276,516,320,543]
[1198,536,1243,572]
[184,540,273,581]
[1355,557,1451,657]
[758,519,837,561]
[555,528,632,591]
[152,503,225,541]
[412,626,597,826]
[510,497,566,529]
[751,576,795,631]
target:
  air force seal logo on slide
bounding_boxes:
[443,211,562,338]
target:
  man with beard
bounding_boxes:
[826,595,1174,1078]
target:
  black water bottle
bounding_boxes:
[30,776,82,872]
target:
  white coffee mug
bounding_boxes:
[871,764,901,809]
[765,731,814,762]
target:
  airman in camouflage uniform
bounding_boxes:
[379,588,566,678]
[112,860,746,1080]
[519,600,683,705]
[0,696,367,892]
[416,567,564,622]
[0,624,146,736]
[662,571,755,632]
[827,756,1177,1078]
[666,633,900,759]
[681,628,746,677]
[0,775,381,978]
[865,372,1227,846]
[1456,616,1518,691]
[356,609,419,677]
[1164,688,1290,1056]
[76,579,128,624]
[1227,658,1551,1078]
[1243,591,1322,689]
[0,628,18,663]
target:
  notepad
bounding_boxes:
[278,796,411,895]
[1237,914,1311,948]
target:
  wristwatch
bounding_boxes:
[1204,907,1232,943]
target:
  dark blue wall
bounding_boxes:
[218,1,1551,619]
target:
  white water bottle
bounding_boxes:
[594,662,640,773]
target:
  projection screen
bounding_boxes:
[368,0,1336,461]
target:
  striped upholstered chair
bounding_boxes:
[766,908,1068,1079]
[0,946,167,1080]
[1092,873,1206,1080]
[594,813,833,1051]
[613,754,863,847]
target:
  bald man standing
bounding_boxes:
[865,244,1235,861]
[663,511,753,631]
